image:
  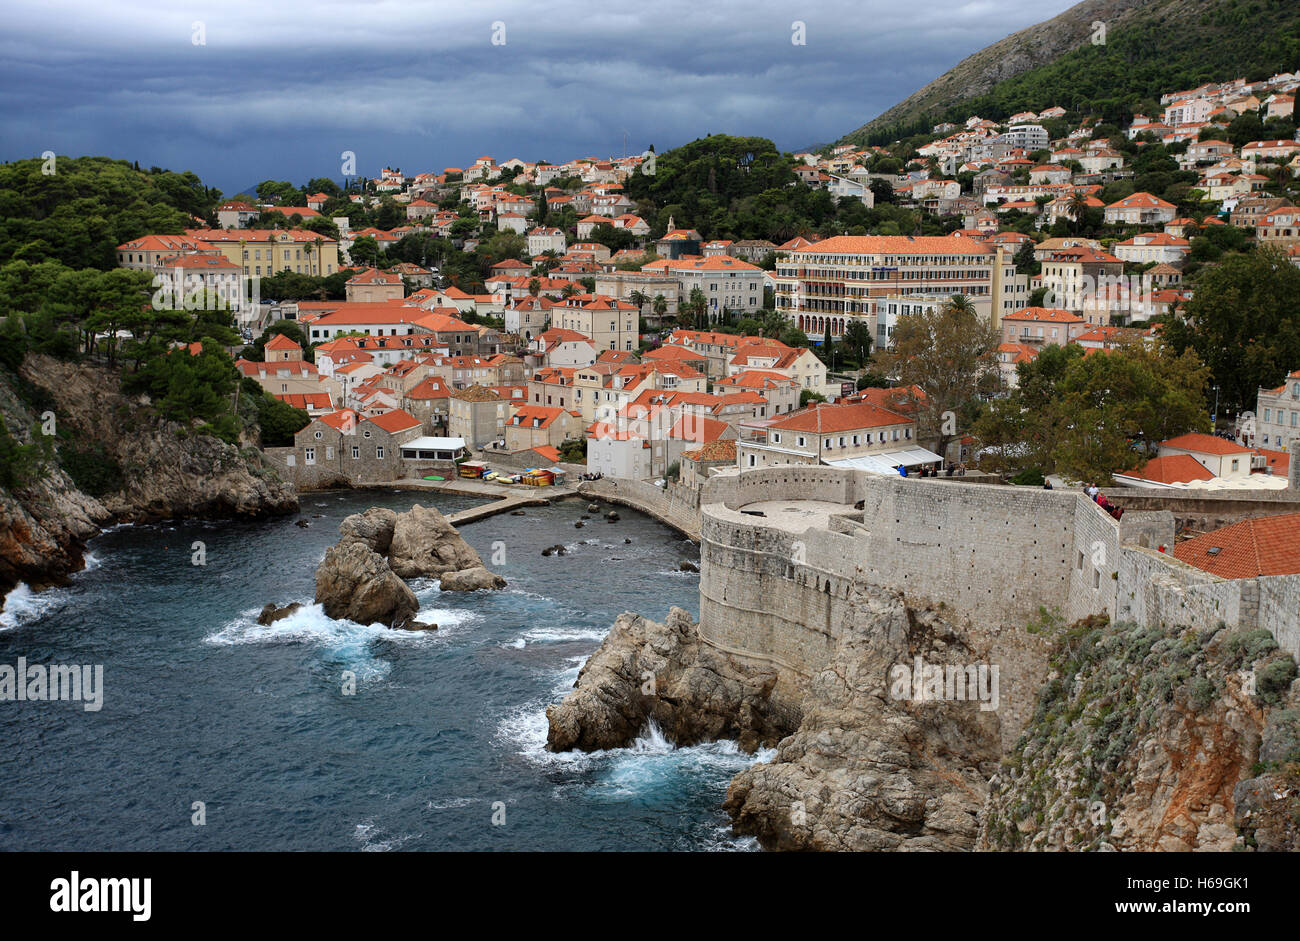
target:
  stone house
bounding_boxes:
[267,408,423,488]
[503,404,584,453]
[448,384,510,448]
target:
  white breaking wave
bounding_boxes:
[204,602,449,682]
[0,583,64,630]
[519,626,608,645]
[81,551,103,572]
[353,821,419,852]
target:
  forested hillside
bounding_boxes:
[842,0,1300,146]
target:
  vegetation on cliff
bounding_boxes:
[981,615,1298,851]
[843,0,1300,146]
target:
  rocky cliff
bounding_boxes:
[979,618,1299,852]
[548,583,1003,851]
[0,354,297,595]
[550,582,1300,851]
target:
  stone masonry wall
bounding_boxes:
[688,466,1299,738]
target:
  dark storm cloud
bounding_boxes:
[0,0,1076,194]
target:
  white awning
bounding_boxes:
[401,436,465,451]
[828,446,944,475]
[400,436,466,459]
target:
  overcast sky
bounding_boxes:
[0,0,1077,195]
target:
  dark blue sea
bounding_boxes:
[0,490,766,851]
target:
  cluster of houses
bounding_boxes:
[110,62,1300,497]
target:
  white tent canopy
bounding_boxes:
[828,446,944,476]
[400,436,466,460]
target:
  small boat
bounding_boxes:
[422,475,445,481]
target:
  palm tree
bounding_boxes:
[946,294,976,318]
[1067,191,1091,234]
[528,277,541,297]
[688,287,708,330]
[652,294,668,323]
[629,290,648,314]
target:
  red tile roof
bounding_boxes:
[1174,512,1300,578]
[1120,454,1214,484]
[366,409,421,434]
[274,392,332,410]
[769,400,912,434]
[1161,433,1253,457]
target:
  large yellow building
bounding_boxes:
[183,228,341,278]
[772,234,1026,337]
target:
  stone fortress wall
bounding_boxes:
[695,466,1300,738]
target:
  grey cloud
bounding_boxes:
[1,0,1077,193]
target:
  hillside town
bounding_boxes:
[99,67,1300,543]
[9,0,1300,873]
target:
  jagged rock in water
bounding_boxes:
[387,503,483,579]
[679,561,698,573]
[295,519,310,528]
[588,504,600,513]
[548,585,1001,851]
[339,507,398,554]
[257,602,302,625]
[439,565,507,591]
[546,607,786,754]
[397,619,438,632]
[724,589,1001,851]
[314,540,418,628]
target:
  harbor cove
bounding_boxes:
[0,490,767,852]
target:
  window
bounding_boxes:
[376,447,385,459]
[304,447,315,465]
[351,446,359,459]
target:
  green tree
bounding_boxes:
[1159,247,1300,412]
[873,294,998,457]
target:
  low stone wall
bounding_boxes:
[1108,486,1300,533]
[577,477,701,540]
[693,467,1300,735]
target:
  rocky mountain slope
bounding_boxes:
[843,0,1149,142]
[0,353,297,595]
[841,0,1300,144]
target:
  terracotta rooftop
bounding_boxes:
[1175,512,1300,578]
